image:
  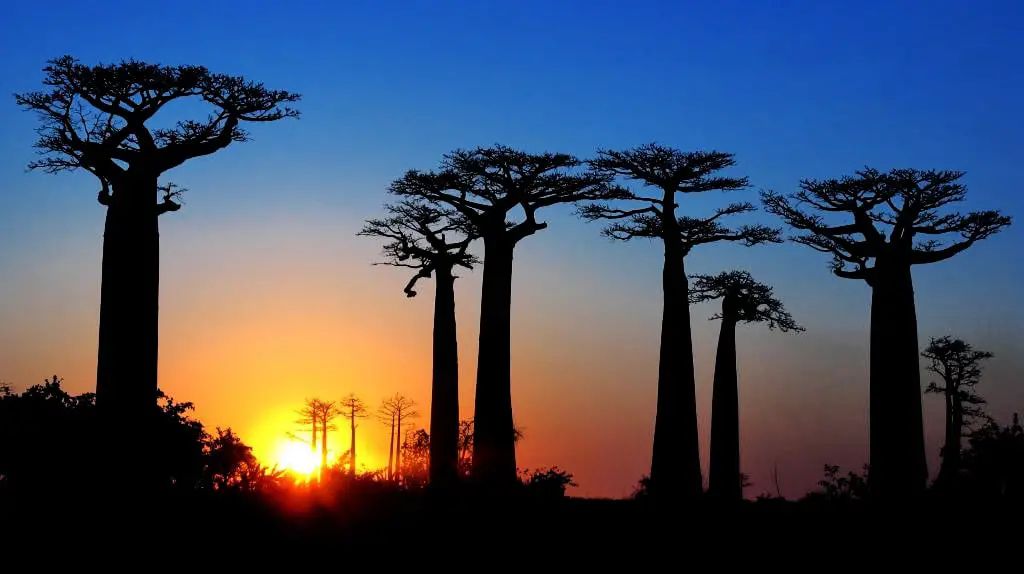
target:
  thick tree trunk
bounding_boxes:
[349,412,357,476]
[938,392,963,483]
[648,235,702,500]
[94,174,160,489]
[868,257,927,500]
[395,411,403,483]
[429,267,460,489]
[387,414,395,481]
[708,317,740,501]
[471,237,518,489]
[320,422,327,478]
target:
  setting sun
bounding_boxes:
[275,441,321,477]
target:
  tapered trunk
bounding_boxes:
[311,421,317,453]
[395,411,403,483]
[94,174,160,487]
[429,266,460,488]
[708,317,740,501]
[648,232,702,499]
[938,391,962,483]
[471,237,518,488]
[387,414,395,481]
[868,256,927,500]
[349,412,357,476]
[320,422,328,477]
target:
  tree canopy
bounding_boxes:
[761,168,1012,282]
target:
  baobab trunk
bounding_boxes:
[94,173,160,487]
[395,410,403,483]
[429,266,460,488]
[868,256,927,500]
[387,413,395,481]
[320,421,328,476]
[471,237,518,489]
[349,410,357,476]
[938,393,963,484]
[649,235,702,499]
[708,316,740,501]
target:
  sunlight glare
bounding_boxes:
[275,440,320,477]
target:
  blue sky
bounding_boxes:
[0,0,1021,497]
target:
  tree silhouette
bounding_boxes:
[296,398,338,478]
[379,394,418,483]
[689,271,802,501]
[358,200,478,488]
[922,336,994,486]
[337,393,369,476]
[388,144,624,488]
[14,56,300,481]
[377,403,397,481]
[582,144,781,499]
[762,168,1011,499]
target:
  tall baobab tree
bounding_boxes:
[295,401,319,454]
[379,394,418,483]
[581,144,781,499]
[378,403,397,481]
[13,56,300,477]
[922,336,993,485]
[388,145,625,488]
[762,168,1010,499]
[358,200,478,488]
[337,393,369,476]
[689,271,803,501]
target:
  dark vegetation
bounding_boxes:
[1,56,1020,551]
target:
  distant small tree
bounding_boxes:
[763,168,1011,499]
[337,393,369,476]
[358,200,478,488]
[689,271,802,502]
[204,427,257,490]
[14,57,300,483]
[519,467,577,498]
[582,144,781,499]
[295,398,338,479]
[963,413,1024,499]
[388,145,625,488]
[379,394,418,483]
[814,464,870,502]
[400,429,431,488]
[922,336,994,485]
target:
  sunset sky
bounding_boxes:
[1,0,1022,498]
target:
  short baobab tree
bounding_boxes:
[582,144,781,499]
[762,168,1011,499]
[13,56,300,475]
[922,336,993,485]
[689,271,802,501]
[358,200,478,488]
[388,145,625,488]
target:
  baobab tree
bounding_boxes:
[379,394,418,483]
[358,200,478,488]
[922,336,993,486]
[388,145,625,488]
[689,271,802,501]
[582,144,781,499]
[13,56,300,476]
[762,168,1011,499]
[337,393,369,476]
[295,398,338,478]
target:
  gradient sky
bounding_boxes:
[1,0,1022,498]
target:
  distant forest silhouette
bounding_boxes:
[1,56,1020,546]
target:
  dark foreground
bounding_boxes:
[2,488,1020,563]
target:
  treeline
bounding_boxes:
[6,55,1015,504]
